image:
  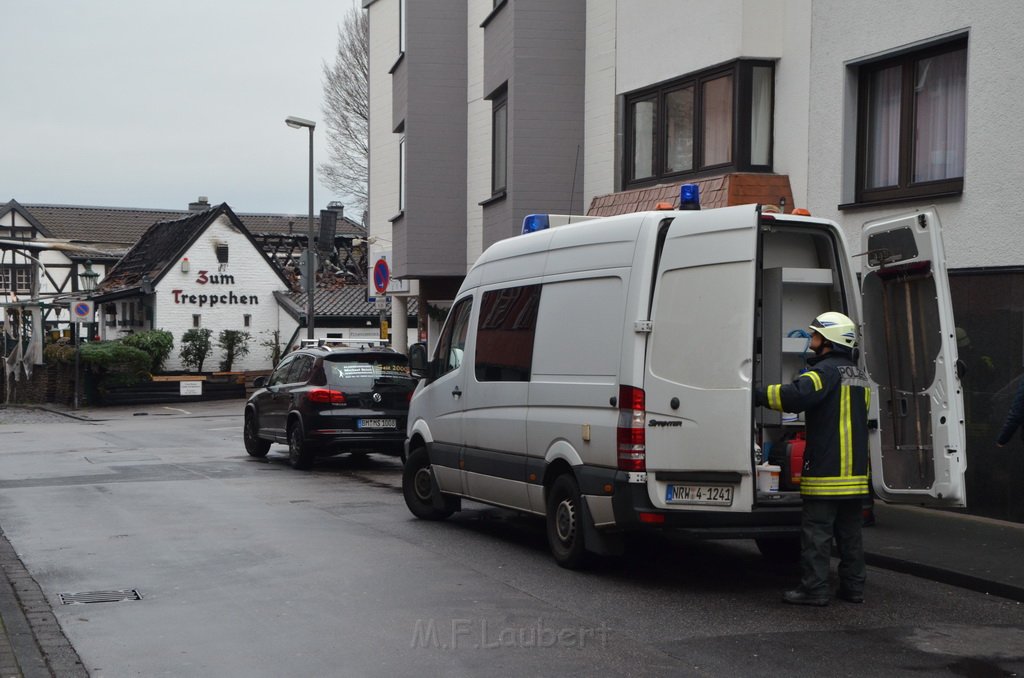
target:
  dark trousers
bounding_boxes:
[799,497,866,596]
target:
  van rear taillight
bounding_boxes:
[616,385,646,472]
[308,388,347,405]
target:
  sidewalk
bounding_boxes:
[864,502,1024,602]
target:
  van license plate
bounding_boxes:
[665,484,734,506]
[357,418,396,430]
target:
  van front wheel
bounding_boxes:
[402,446,456,520]
[546,474,589,569]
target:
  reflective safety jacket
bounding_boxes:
[756,351,870,498]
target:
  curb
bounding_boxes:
[865,551,1024,603]
[0,527,87,677]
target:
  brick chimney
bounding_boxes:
[188,196,211,211]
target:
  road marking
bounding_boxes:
[162,407,191,415]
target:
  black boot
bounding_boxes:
[782,589,829,606]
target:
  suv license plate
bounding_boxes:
[665,484,734,506]
[357,418,397,430]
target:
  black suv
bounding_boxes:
[243,343,417,469]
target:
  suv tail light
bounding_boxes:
[308,388,347,405]
[616,385,646,472]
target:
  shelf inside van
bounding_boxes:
[779,267,833,285]
[782,337,809,353]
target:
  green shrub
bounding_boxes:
[122,329,174,374]
[180,328,214,372]
[217,330,252,371]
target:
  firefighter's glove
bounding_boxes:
[754,387,767,407]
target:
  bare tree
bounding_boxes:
[320,6,369,215]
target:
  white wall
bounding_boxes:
[367,0,400,271]
[806,0,1024,269]
[155,215,291,371]
[583,0,617,209]
[465,0,490,266]
[583,1,813,209]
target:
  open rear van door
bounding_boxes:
[643,205,759,509]
[860,208,966,507]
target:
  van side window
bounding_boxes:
[475,284,541,381]
[436,298,473,377]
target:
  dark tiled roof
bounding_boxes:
[586,173,793,217]
[97,207,219,293]
[96,203,290,296]
[21,202,365,245]
[278,286,419,319]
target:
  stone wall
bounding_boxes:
[1,363,76,406]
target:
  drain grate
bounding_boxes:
[59,589,143,605]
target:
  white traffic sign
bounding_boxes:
[69,299,94,324]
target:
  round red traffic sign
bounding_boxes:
[373,258,390,295]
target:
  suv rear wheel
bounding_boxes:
[288,421,314,470]
[244,410,271,458]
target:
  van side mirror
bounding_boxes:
[409,342,429,378]
[253,375,268,389]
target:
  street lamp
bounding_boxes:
[79,260,99,292]
[285,115,317,340]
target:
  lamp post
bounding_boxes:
[75,260,99,410]
[285,115,317,340]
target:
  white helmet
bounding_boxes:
[809,311,857,349]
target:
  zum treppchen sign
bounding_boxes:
[171,271,259,307]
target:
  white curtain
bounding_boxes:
[867,65,901,188]
[703,75,733,166]
[632,100,656,180]
[914,48,967,183]
[750,66,773,166]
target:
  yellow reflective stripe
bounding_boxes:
[767,384,783,411]
[801,475,869,484]
[801,475,870,496]
[865,388,871,411]
[801,371,823,391]
[840,385,852,476]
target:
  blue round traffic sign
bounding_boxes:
[373,258,390,295]
[73,302,92,318]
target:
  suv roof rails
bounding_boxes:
[300,338,393,351]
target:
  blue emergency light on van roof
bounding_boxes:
[522,214,550,234]
[679,183,701,210]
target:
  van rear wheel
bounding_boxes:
[546,474,589,569]
[402,446,456,520]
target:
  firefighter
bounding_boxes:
[755,311,870,606]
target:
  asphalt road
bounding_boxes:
[1,401,1023,677]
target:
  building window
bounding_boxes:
[398,136,406,212]
[855,37,966,204]
[491,87,508,194]
[193,314,201,328]
[398,0,406,54]
[624,60,774,187]
[1,265,31,293]
[243,314,251,328]
[216,244,229,264]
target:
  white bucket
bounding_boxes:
[757,464,781,493]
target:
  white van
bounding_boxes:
[403,198,965,568]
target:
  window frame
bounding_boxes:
[854,37,967,205]
[622,59,775,189]
[491,86,508,195]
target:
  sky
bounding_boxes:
[1,0,356,218]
